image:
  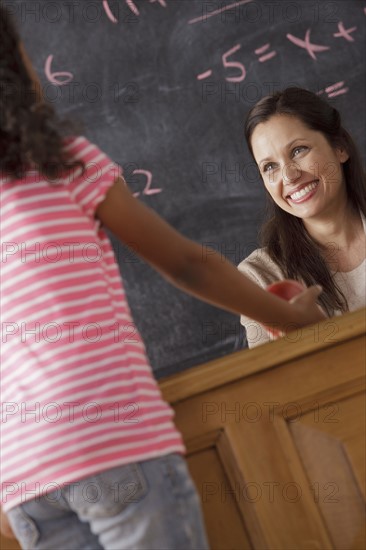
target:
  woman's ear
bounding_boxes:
[336,147,349,163]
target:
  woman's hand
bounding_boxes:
[0,507,15,539]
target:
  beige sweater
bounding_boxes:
[237,214,366,348]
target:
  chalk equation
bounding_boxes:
[197,19,361,94]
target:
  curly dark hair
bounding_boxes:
[0,2,84,181]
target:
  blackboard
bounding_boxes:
[10,0,366,378]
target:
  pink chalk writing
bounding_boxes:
[102,0,118,23]
[197,70,213,81]
[222,45,246,82]
[196,44,246,83]
[188,0,253,25]
[103,0,167,23]
[325,82,345,93]
[318,81,348,98]
[45,55,73,86]
[333,22,357,42]
[196,17,358,89]
[287,29,330,60]
[132,170,162,198]
[150,0,167,7]
[328,88,349,98]
[254,43,277,63]
[126,0,139,16]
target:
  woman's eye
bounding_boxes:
[292,146,307,157]
[263,162,275,173]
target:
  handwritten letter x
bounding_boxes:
[287,29,330,60]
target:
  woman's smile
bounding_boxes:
[251,114,349,222]
[286,179,319,204]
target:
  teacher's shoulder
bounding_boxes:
[237,246,285,288]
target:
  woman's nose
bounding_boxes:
[283,162,302,183]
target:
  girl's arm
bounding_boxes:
[96,177,325,334]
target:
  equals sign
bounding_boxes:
[254,43,277,62]
[317,81,348,98]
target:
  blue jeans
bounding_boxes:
[7,454,210,550]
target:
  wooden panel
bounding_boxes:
[289,393,366,550]
[160,309,366,549]
[0,534,20,550]
[188,447,252,550]
[220,422,332,549]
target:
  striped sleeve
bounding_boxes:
[65,136,123,219]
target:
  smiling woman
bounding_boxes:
[252,114,349,219]
[238,87,366,348]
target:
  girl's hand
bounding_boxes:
[264,281,326,339]
[288,285,327,328]
[1,508,15,539]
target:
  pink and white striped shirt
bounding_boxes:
[0,136,184,512]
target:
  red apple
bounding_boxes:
[264,280,306,339]
[266,280,305,301]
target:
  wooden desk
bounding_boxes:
[160,308,366,550]
[0,532,20,550]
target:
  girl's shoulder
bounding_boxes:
[62,136,117,171]
[62,135,91,153]
[237,247,286,287]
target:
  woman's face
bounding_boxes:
[250,114,349,221]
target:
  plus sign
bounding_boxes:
[333,22,357,42]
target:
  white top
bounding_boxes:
[237,213,366,348]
